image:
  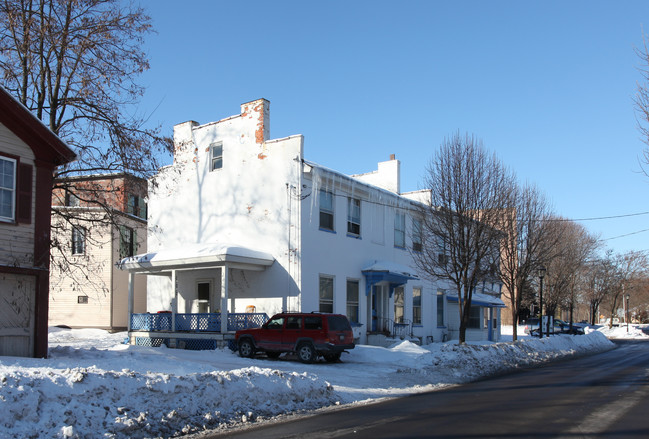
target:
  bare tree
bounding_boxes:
[604,251,648,327]
[635,37,649,174]
[583,251,617,325]
[413,132,515,344]
[541,219,598,323]
[0,0,170,289]
[497,183,557,341]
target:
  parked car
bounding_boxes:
[235,312,355,363]
[522,318,541,334]
[528,318,585,336]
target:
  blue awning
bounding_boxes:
[446,292,506,308]
[361,260,419,296]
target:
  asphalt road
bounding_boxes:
[205,339,649,439]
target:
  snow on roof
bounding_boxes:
[117,243,274,273]
[447,292,506,308]
[361,260,419,279]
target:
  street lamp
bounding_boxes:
[538,266,546,338]
[626,294,630,333]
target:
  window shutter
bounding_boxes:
[17,163,33,224]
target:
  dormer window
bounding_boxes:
[210,142,223,171]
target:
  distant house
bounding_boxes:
[120,99,504,347]
[0,86,76,358]
[48,173,148,330]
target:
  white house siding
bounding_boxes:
[0,123,35,267]
[445,299,502,342]
[143,99,503,345]
[146,100,304,315]
[299,165,444,345]
[0,123,36,356]
[110,217,147,328]
[48,212,147,329]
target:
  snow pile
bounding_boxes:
[0,326,636,439]
[0,365,334,439]
[592,324,648,339]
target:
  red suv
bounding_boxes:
[235,312,355,363]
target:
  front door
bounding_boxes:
[370,284,389,332]
[196,281,211,313]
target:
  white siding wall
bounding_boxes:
[49,213,147,329]
[147,102,303,314]
[0,123,35,267]
[0,123,36,356]
[299,172,444,344]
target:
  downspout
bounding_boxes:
[221,265,229,333]
[127,272,134,331]
[171,269,177,331]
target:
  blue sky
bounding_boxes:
[138,0,649,255]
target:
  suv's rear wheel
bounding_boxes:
[238,339,255,358]
[297,343,316,363]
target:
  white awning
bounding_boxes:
[446,292,506,308]
[117,243,275,274]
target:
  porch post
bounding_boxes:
[171,269,177,331]
[127,272,134,331]
[221,265,229,333]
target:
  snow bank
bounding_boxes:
[0,326,629,439]
[0,364,335,439]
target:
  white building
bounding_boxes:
[120,99,504,346]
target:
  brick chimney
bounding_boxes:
[241,99,270,144]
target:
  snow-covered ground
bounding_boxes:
[1,324,645,439]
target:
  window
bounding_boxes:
[1,156,32,224]
[72,226,86,255]
[319,275,334,313]
[286,315,302,330]
[267,316,285,329]
[304,315,323,330]
[412,217,422,252]
[197,281,210,313]
[65,190,80,207]
[437,237,448,266]
[468,306,481,329]
[127,194,147,219]
[412,287,422,324]
[210,142,223,171]
[394,286,404,324]
[0,156,16,222]
[119,226,136,258]
[77,296,89,304]
[394,211,405,248]
[319,190,334,231]
[437,290,445,326]
[346,280,359,324]
[347,198,361,236]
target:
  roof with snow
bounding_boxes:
[117,243,274,274]
[446,292,506,308]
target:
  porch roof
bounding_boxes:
[361,260,419,296]
[446,292,506,308]
[117,243,275,274]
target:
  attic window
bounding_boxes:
[210,142,223,171]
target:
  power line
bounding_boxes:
[600,228,649,241]
[567,211,649,222]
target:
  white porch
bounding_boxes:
[118,243,275,348]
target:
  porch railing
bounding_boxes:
[130,312,268,333]
[373,317,412,338]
